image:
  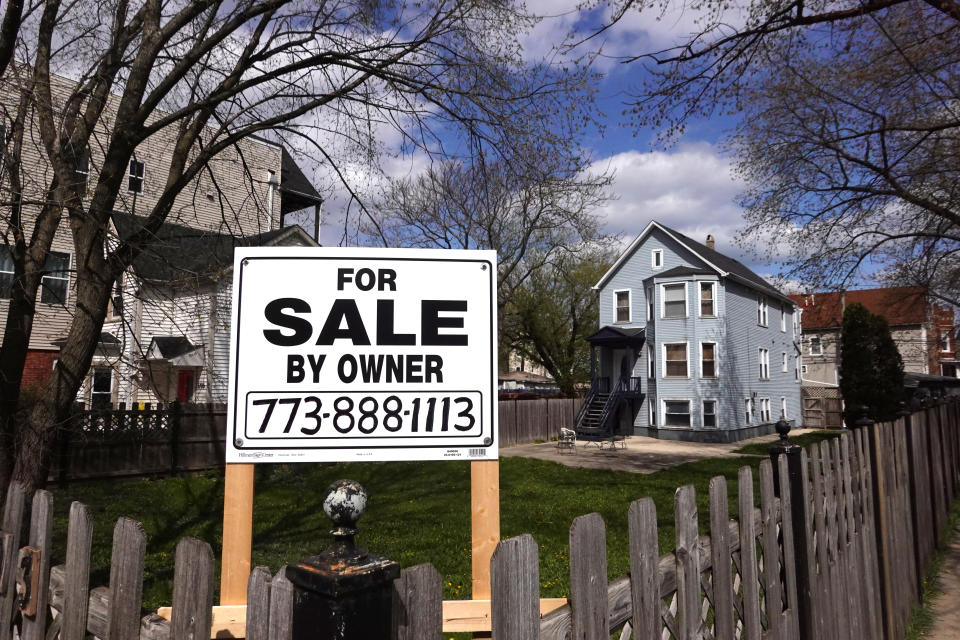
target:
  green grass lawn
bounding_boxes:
[48,431,842,613]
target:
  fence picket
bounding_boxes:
[20,490,53,640]
[708,477,734,640]
[170,538,214,640]
[570,513,608,639]
[738,468,761,640]
[674,485,700,640]
[491,535,538,640]
[393,563,442,640]
[759,460,783,638]
[269,567,294,640]
[628,497,661,640]
[820,440,841,640]
[245,566,272,640]
[777,454,801,640]
[0,482,26,640]
[105,517,147,640]
[61,502,93,640]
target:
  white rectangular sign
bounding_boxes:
[225,247,498,463]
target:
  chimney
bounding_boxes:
[706,234,715,249]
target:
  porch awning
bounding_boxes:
[144,336,204,367]
[586,326,646,348]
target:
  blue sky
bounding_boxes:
[309,1,778,280]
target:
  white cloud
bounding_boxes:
[591,142,782,273]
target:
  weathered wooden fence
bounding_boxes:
[46,398,578,483]
[498,397,580,447]
[2,399,957,639]
[48,403,227,483]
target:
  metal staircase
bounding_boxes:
[574,376,644,441]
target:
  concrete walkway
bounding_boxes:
[501,430,814,474]
[929,521,960,639]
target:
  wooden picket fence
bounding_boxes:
[0,399,957,639]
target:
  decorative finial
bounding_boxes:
[323,479,367,543]
[775,417,791,443]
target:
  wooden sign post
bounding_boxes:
[470,459,500,599]
[220,463,254,605]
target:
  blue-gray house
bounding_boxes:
[576,221,802,443]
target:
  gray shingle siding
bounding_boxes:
[595,224,801,440]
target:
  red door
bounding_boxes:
[177,370,196,402]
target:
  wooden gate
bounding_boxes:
[802,387,844,428]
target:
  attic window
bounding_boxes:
[652,249,663,270]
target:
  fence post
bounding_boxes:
[900,402,926,603]
[769,420,812,640]
[170,401,181,476]
[286,480,399,640]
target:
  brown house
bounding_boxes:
[789,287,957,387]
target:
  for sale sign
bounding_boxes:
[225,247,498,463]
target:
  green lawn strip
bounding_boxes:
[733,429,843,456]
[905,498,960,640]
[50,454,771,614]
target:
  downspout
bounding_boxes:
[314,202,322,244]
[267,170,278,230]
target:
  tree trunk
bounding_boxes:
[11,262,111,494]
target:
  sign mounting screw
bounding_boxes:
[235,438,244,447]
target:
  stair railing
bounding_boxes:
[594,376,627,434]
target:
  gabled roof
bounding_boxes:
[595,221,793,304]
[788,287,932,329]
[112,213,316,283]
[279,147,323,217]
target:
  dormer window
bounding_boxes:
[652,249,663,270]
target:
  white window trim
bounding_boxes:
[801,364,808,374]
[781,396,787,419]
[700,340,718,379]
[809,335,823,356]
[698,281,717,318]
[759,398,771,423]
[661,398,692,428]
[128,158,145,194]
[745,398,753,424]
[781,352,788,373]
[757,295,768,326]
[759,348,770,380]
[647,344,655,378]
[648,400,656,426]
[702,398,718,428]
[646,287,653,321]
[943,332,952,353]
[662,341,690,379]
[613,288,632,324]
[652,249,663,270]
[40,252,71,306]
[780,304,787,332]
[660,282,688,319]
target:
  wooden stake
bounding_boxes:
[470,459,500,599]
[220,463,254,605]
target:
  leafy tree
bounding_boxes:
[595,2,960,304]
[504,245,617,396]
[0,0,598,498]
[839,303,904,423]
